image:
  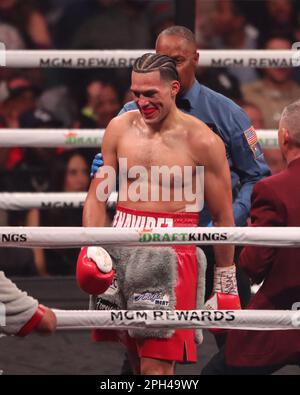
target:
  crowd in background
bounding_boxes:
[1,0,300,276]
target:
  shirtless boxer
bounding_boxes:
[77,53,239,375]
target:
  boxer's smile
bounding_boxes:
[140,106,158,118]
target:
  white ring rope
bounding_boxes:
[0,129,105,148]
[3,49,299,68]
[53,309,300,331]
[0,192,118,210]
[0,129,278,148]
[1,226,300,248]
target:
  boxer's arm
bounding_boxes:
[80,119,120,295]
[193,129,235,267]
[83,118,119,227]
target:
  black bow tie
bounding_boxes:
[176,97,191,111]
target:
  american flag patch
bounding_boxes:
[244,126,258,146]
[244,126,262,158]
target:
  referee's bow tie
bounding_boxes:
[175,97,191,111]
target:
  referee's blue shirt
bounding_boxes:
[119,80,271,226]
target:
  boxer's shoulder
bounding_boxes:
[105,110,139,139]
[117,109,140,125]
[180,111,213,135]
[183,114,219,147]
[183,116,225,164]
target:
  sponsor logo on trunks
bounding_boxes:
[1,233,27,243]
[133,292,170,307]
[96,297,119,311]
[138,231,228,243]
[0,42,6,66]
[113,211,174,228]
[0,303,5,327]
[95,158,204,212]
[64,131,99,147]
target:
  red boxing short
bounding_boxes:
[93,205,199,363]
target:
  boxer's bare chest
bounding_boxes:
[117,124,195,170]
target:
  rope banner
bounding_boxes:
[1,226,300,248]
[54,309,300,331]
[0,129,105,148]
[3,49,299,68]
[0,129,278,148]
[0,192,118,210]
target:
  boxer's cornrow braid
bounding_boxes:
[133,53,179,82]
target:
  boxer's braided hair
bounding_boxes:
[133,53,179,82]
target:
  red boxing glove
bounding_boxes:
[17,305,46,337]
[76,246,114,295]
[204,265,241,334]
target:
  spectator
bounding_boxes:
[0,77,38,130]
[195,0,218,49]
[79,79,121,129]
[37,85,77,128]
[70,0,151,50]
[259,0,297,43]
[242,36,300,129]
[0,77,39,175]
[202,100,300,375]
[197,68,242,102]
[26,150,89,276]
[4,109,62,277]
[3,109,61,187]
[239,101,264,130]
[0,22,25,49]
[55,0,117,48]
[211,0,259,83]
[240,101,286,175]
[146,0,175,47]
[122,88,134,106]
[0,0,52,49]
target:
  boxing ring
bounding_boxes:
[1,48,300,336]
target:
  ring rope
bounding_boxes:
[2,49,298,68]
[0,129,105,148]
[53,309,300,331]
[1,226,300,248]
[0,192,118,210]
[0,129,278,148]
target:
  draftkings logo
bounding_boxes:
[64,131,99,146]
[1,233,27,243]
[138,230,228,243]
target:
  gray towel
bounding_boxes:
[95,246,207,342]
